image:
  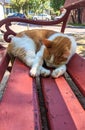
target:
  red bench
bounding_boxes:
[0,0,85,130]
[0,49,41,130]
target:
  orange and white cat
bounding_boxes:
[7,29,77,78]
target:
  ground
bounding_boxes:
[74,33,85,57]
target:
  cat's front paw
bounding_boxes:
[51,69,60,78]
[40,67,51,77]
[51,65,66,78]
[30,67,40,77]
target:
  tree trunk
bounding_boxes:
[77,8,82,24]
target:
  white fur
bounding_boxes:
[48,32,77,63]
[51,65,66,78]
[48,33,77,78]
[30,45,46,77]
[11,35,36,51]
[11,35,36,67]
[10,32,76,78]
[50,55,54,63]
[11,36,50,77]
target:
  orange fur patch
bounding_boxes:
[8,29,71,67]
[43,36,71,66]
[16,29,56,51]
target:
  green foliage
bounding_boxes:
[22,1,29,15]
[50,0,65,11]
[29,0,41,13]
[29,0,50,14]
[10,0,65,16]
[10,0,21,12]
[10,0,50,16]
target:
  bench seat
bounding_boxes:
[41,74,85,130]
[41,53,85,130]
[0,46,85,130]
[67,54,85,96]
[0,47,10,81]
[0,58,41,130]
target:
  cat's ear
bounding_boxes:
[63,48,70,58]
[42,39,52,48]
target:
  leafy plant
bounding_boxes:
[50,0,65,11]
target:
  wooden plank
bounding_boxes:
[41,76,85,130]
[64,0,85,9]
[0,58,41,130]
[67,54,85,96]
[64,0,80,6]
[0,49,10,82]
[0,44,5,49]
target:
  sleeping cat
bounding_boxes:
[7,29,77,78]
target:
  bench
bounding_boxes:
[0,0,85,130]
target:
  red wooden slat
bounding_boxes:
[41,77,85,130]
[0,58,41,130]
[0,49,10,82]
[64,0,85,6]
[0,44,5,49]
[64,0,85,9]
[64,0,80,6]
[67,54,85,96]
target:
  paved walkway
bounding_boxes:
[1,24,85,34]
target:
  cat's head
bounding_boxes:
[42,36,71,68]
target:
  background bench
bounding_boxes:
[0,0,85,130]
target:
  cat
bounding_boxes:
[7,29,77,78]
